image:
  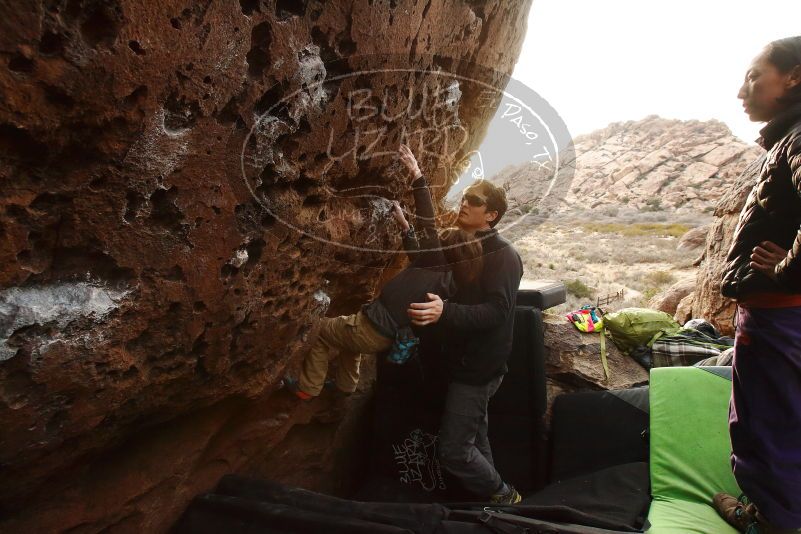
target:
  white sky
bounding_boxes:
[511,0,801,144]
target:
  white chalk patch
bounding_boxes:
[231,248,249,268]
[0,283,129,361]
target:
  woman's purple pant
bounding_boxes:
[731,305,801,529]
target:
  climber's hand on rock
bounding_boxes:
[392,201,410,230]
[398,144,422,181]
[407,293,443,326]
[751,241,788,281]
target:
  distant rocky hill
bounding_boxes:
[491,115,762,216]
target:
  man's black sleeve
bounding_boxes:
[439,245,523,330]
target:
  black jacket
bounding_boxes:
[721,104,801,299]
[439,228,523,385]
[362,176,456,338]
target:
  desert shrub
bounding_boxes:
[642,287,660,302]
[641,198,663,212]
[644,270,676,287]
[565,279,594,299]
[600,205,619,217]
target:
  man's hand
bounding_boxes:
[392,201,410,231]
[407,293,443,326]
[398,144,423,182]
[750,241,788,281]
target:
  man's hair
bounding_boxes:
[766,36,801,106]
[467,180,508,228]
[438,227,483,287]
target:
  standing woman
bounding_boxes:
[716,36,801,534]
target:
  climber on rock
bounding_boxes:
[283,144,483,406]
[406,179,524,504]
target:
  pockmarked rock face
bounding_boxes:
[0,0,533,531]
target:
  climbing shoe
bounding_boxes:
[713,492,758,533]
[281,376,313,401]
[490,483,522,505]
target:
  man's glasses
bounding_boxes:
[462,192,487,207]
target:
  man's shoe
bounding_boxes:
[713,493,758,533]
[281,376,313,401]
[490,483,522,505]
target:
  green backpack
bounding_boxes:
[604,308,681,356]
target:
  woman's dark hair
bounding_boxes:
[766,36,801,106]
[438,227,483,287]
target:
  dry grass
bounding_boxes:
[512,211,707,314]
[580,222,692,238]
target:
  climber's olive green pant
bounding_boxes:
[299,311,392,396]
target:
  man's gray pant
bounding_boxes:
[438,375,504,497]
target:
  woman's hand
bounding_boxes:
[392,201,410,231]
[750,241,788,281]
[398,144,422,181]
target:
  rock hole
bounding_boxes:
[215,93,244,125]
[39,31,65,55]
[122,366,139,379]
[261,212,275,227]
[89,176,108,191]
[239,0,260,15]
[128,40,146,55]
[123,190,142,222]
[16,249,32,264]
[203,75,212,84]
[245,238,266,265]
[221,263,238,278]
[297,117,312,135]
[80,2,122,48]
[48,245,135,283]
[148,187,185,231]
[29,192,72,212]
[122,85,148,110]
[165,265,185,281]
[191,334,208,356]
[45,411,68,435]
[192,301,207,312]
[64,0,82,22]
[246,22,273,79]
[276,0,306,20]
[8,53,34,73]
[43,84,75,109]
[337,33,357,56]
[254,82,288,117]
[163,93,200,134]
[170,17,182,29]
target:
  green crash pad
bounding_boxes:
[647,367,742,533]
